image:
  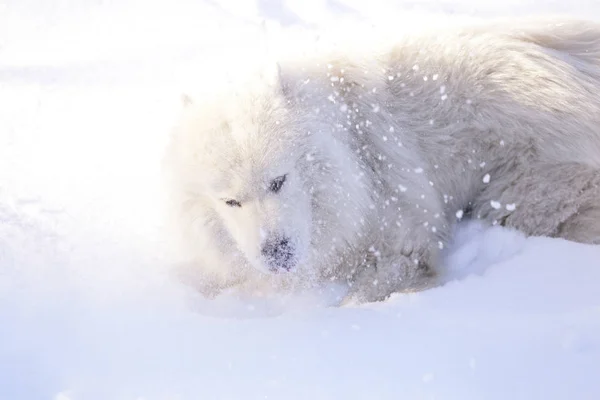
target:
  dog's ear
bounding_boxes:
[275,62,294,97]
[255,21,295,99]
[259,61,277,85]
[258,61,296,101]
[259,61,283,88]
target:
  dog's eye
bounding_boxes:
[224,199,242,207]
[269,175,287,193]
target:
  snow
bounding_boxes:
[1,1,600,399]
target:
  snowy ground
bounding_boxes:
[1,1,600,399]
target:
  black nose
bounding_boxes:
[261,236,295,271]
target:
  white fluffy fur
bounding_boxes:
[163,17,600,302]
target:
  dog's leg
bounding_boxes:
[471,162,600,243]
[556,202,600,244]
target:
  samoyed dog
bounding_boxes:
[163,18,600,302]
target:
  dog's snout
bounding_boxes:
[261,236,295,271]
[261,237,291,260]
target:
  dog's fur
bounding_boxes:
[163,18,600,302]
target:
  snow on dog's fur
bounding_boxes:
[163,18,600,302]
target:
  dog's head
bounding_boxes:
[168,73,316,273]
[165,60,375,277]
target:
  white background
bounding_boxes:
[1,1,600,399]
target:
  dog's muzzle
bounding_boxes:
[261,235,296,272]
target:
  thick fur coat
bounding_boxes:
[163,18,600,302]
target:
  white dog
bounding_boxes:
[163,18,600,302]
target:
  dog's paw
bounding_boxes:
[343,255,438,304]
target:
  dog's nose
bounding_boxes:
[261,236,295,271]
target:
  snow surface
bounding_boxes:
[1,1,600,399]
